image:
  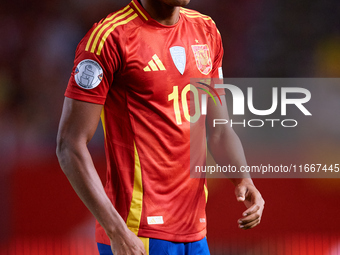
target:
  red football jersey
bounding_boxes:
[65,0,224,244]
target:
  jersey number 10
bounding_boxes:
[168,84,201,125]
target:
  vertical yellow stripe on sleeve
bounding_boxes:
[126,141,143,235]
[204,184,208,203]
[100,108,107,140]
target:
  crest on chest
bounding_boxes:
[191,44,212,75]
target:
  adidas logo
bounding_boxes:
[147,216,164,225]
[143,54,166,72]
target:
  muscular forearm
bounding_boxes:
[207,126,252,185]
[56,98,146,254]
[56,140,127,239]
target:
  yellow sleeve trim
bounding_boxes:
[85,7,138,55]
[96,14,138,55]
[85,5,131,52]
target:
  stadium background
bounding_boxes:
[1,0,340,254]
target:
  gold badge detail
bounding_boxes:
[191,44,212,75]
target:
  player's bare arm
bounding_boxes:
[56,98,146,255]
[206,95,265,230]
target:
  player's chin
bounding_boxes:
[165,0,190,7]
[178,0,190,6]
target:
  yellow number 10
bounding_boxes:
[168,84,201,125]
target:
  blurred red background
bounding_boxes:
[1,0,340,254]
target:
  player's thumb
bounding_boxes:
[235,185,247,202]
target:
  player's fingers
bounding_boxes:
[242,204,260,217]
[113,249,143,255]
[243,195,265,218]
[135,238,146,254]
[137,246,146,255]
[132,241,146,255]
[235,185,247,202]
[238,209,260,225]
[239,217,261,230]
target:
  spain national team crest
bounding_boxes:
[191,45,212,75]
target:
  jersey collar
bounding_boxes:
[129,0,182,28]
[130,0,151,22]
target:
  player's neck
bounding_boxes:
[140,0,180,26]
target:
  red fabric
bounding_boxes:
[65,0,224,244]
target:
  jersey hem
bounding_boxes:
[95,227,206,245]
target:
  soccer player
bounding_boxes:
[56,0,265,254]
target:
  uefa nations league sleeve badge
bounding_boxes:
[75,59,104,90]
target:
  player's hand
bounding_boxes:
[235,179,265,230]
[110,228,146,255]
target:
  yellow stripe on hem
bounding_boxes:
[126,141,143,236]
[97,13,138,55]
[86,5,131,51]
[139,237,149,255]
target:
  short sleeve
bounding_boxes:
[65,26,121,105]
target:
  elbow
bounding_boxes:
[207,124,238,150]
[56,132,86,177]
[56,134,74,176]
[207,125,225,146]
[56,138,63,159]
[207,131,220,154]
[56,130,67,160]
[56,134,67,171]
